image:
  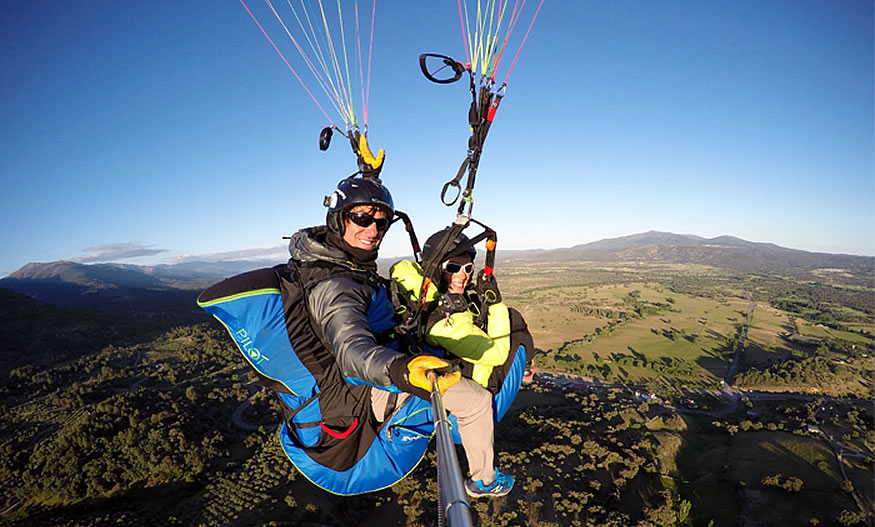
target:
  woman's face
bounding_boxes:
[442,254,474,294]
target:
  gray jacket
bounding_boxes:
[289,226,401,388]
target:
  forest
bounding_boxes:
[1,257,872,526]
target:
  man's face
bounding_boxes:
[342,205,389,251]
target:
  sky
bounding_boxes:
[1,1,872,277]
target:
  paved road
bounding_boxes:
[812,405,873,527]
[536,371,870,418]
[724,294,754,385]
[231,383,280,432]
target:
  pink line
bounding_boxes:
[490,0,523,81]
[457,0,469,63]
[503,0,544,85]
[238,0,334,125]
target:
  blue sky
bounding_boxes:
[1,1,872,276]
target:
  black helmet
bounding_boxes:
[422,227,476,264]
[325,177,394,235]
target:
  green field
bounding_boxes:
[505,270,746,387]
[672,415,869,527]
[798,319,874,345]
[728,431,857,526]
[500,261,874,396]
[513,284,610,352]
[843,454,874,514]
[673,416,737,527]
[497,260,874,526]
[742,304,806,366]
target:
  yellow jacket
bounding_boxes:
[390,260,510,388]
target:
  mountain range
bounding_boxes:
[0,260,262,306]
[504,231,873,275]
[2,231,871,306]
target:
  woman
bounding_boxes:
[391,229,512,391]
[390,228,523,497]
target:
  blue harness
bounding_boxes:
[198,265,525,495]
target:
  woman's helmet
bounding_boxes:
[422,227,477,263]
[324,177,394,235]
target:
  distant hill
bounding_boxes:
[497,230,873,281]
[3,232,872,305]
[0,260,272,305]
[522,230,784,255]
[572,231,707,251]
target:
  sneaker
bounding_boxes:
[465,469,514,498]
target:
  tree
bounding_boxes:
[782,476,803,492]
[678,500,691,524]
[762,474,781,487]
[840,479,854,493]
[837,509,865,526]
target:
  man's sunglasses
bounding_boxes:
[346,211,391,231]
[441,261,474,274]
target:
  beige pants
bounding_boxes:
[371,377,496,483]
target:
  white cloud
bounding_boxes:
[74,242,168,263]
[166,244,287,264]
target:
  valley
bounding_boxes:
[0,242,872,526]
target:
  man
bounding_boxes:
[290,176,513,497]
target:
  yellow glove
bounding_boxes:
[407,355,461,395]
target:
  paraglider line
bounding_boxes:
[270,0,348,124]
[485,0,512,80]
[239,0,335,126]
[355,3,365,126]
[457,0,469,63]
[335,0,357,127]
[503,0,543,85]
[482,0,504,78]
[489,0,522,81]
[285,0,349,122]
[459,0,473,72]
[316,1,351,125]
[365,0,376,126]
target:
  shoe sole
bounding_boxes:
[465,487,512,498]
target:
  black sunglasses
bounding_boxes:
[346,211,391,231]
[442,261,474,274]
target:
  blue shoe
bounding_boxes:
[465,469,514,498]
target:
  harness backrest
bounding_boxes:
[197,262,385,471]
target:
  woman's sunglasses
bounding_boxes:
[346,211,390,232]
[441,261,474,274]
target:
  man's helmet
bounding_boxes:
[422,227,476,264]
[325,177,394,235]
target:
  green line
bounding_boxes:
[196,288,281,308]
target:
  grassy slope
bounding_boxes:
[729,431,857,526]
[503,262,874,397]
[519,278,747,387]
